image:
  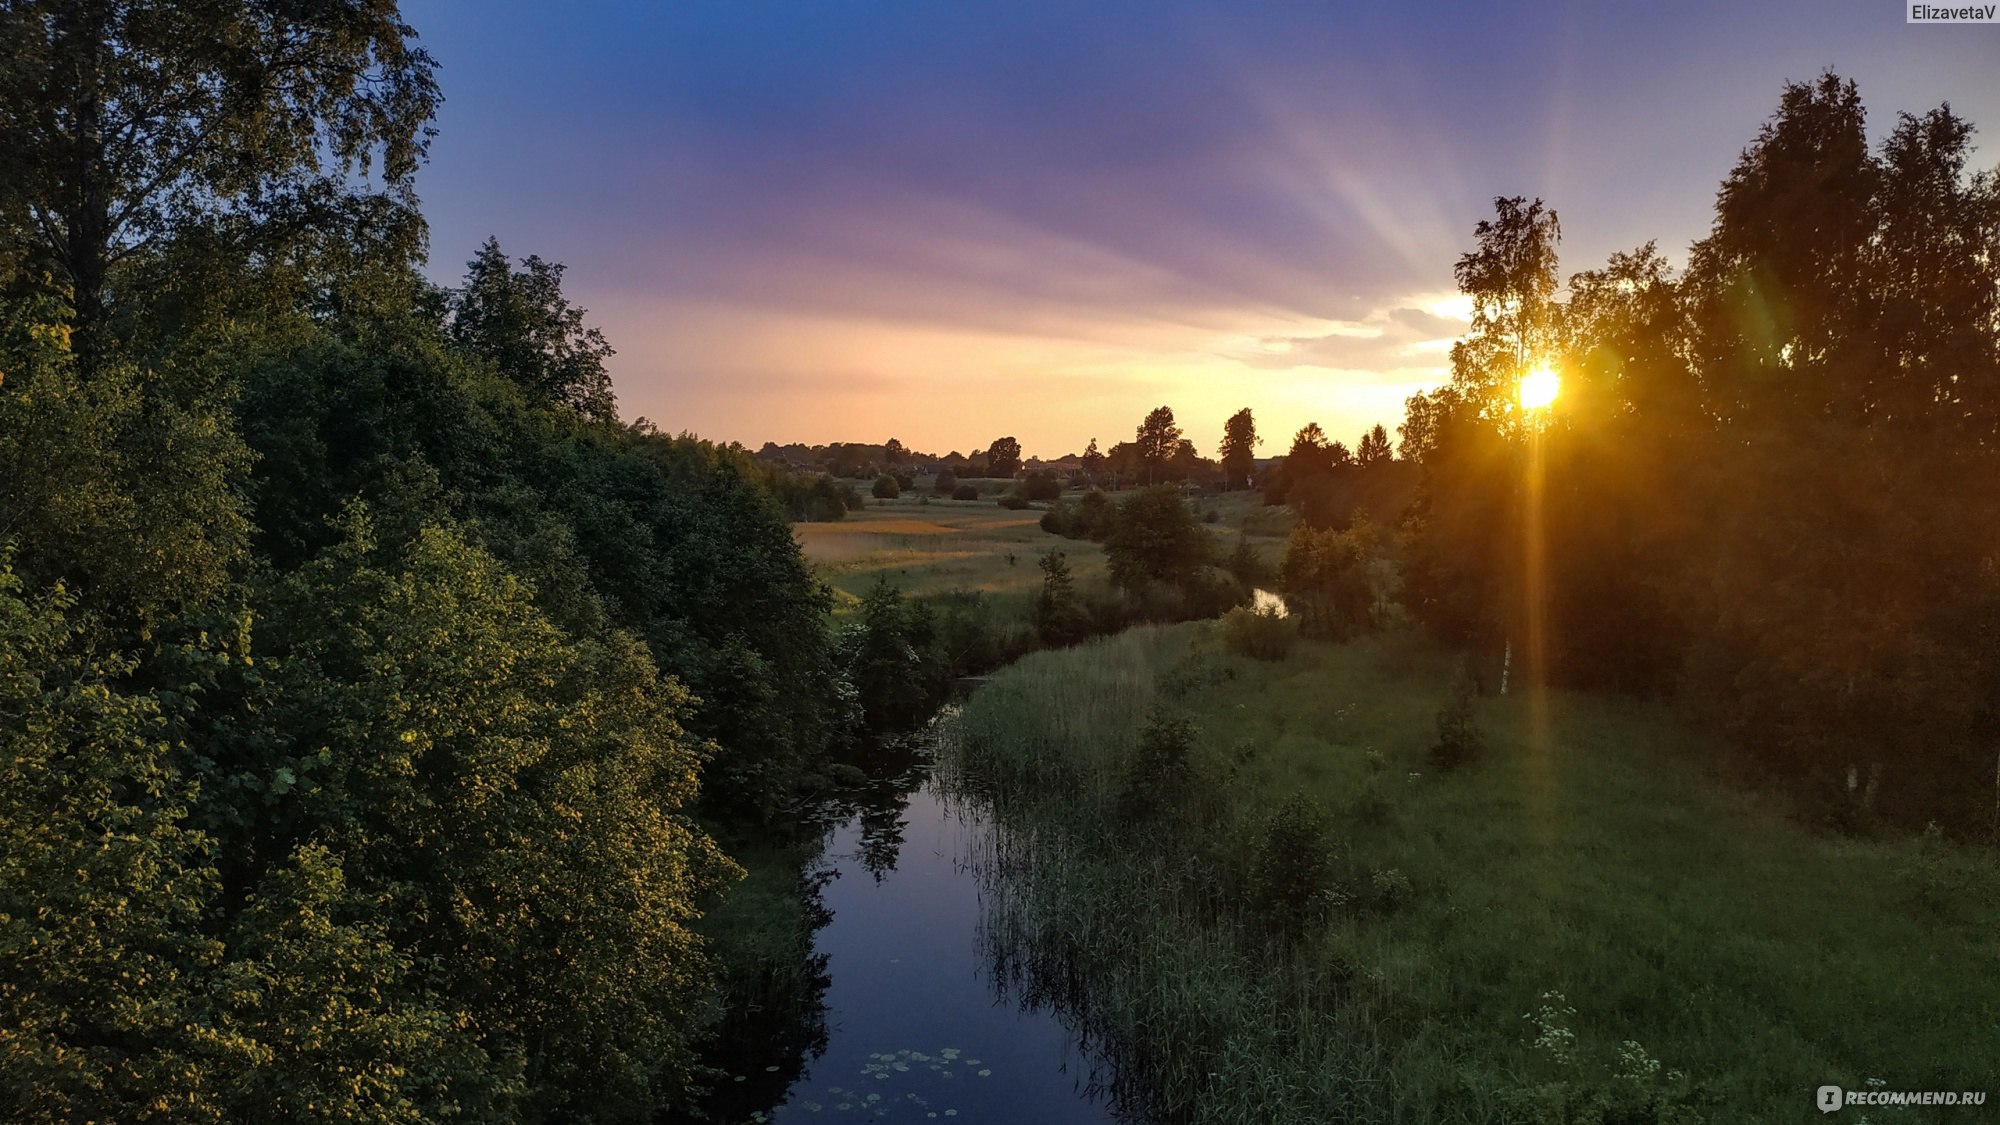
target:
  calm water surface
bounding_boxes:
[763,773,1120,1123]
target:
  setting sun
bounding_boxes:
[1520,366,1561,411]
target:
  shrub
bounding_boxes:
[1367,867,1414,911]
[1121,709,1197,821]
[931,469,958,496]
[1249,794,1335,931]
[1104,486,1210,591]
[1225,536,1269,587]
[1023,470,1062,502]
[1429,670,1484,771]
[1182,565,1247,619]
[1219,605,1294,661]
[1033,551,1086,646]
[1039,499,1075,536]
[952,483,979,501]
[871,474,900,499]
[1282,517,1382,640]
[1075,490,1115,540]
[997,493,1030,510]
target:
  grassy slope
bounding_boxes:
[956,623,2000,1122]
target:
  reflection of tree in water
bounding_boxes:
[842,721,949,882]
[855,801,909,882]
[695,851,835,1122]
[698,715,952,1118]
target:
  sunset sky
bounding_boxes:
[405,0,1998,459]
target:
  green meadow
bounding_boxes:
[796,486,1287,614]
[952,623,2000,1123]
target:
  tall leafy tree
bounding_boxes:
[0,0,439,359]
[1134,405,1182,485]
[448,238,618,419]
[1450,196,1563,419]
[1081,437,1106,484]
[983,435,1023,478]
[1219,407,1258,490]
[1356,424,1393,466]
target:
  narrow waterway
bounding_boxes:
[743,720,1123,1124]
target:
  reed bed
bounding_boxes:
[942,622,2000,1123]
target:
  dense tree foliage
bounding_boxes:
[0,0,440,358]
[1402,73,2000,833]
[1104,486,1212,590]
[448,238,618,419]
[0,7,854,1117]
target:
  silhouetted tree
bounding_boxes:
[1357,424,1393,466]
[1220,408,1259,490]
[985,436,1022,478]
[1081,437,1106,485]
[1135,406,1182,485]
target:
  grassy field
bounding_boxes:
[952,623,2000,1123]
[794,486,1287,614]
[795,492,1095,613]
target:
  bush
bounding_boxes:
[952,483,979,501]
[1182,565,1247,619]
[871,474,900,499]
[1104,486,1210,591]
[1075,490,1115,539]
[928,588,1033,676]
[1249,794,1335,931]
[1023,470,1062,502]
[931,469,958,496]
[997,493,1030,510]
[1041,491,1118,541]
[1121,709,1197,821]
[1282,516,1384,640]
[1429,670,1484,771]
[1033,550,1086,647]
[1220,605,1294,661]
[1226,536,1269,587]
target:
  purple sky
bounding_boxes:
[404,0,1999,458]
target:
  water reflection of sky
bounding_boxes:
[771,784,1119,1123]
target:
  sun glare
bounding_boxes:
[1519,366,1560,412]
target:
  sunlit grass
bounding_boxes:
[951,623,2000,1122]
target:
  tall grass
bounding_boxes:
[947,623,2000,1123]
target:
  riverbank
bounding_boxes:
[953,622,2000,1123]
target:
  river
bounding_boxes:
[724,711,1127,1124]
